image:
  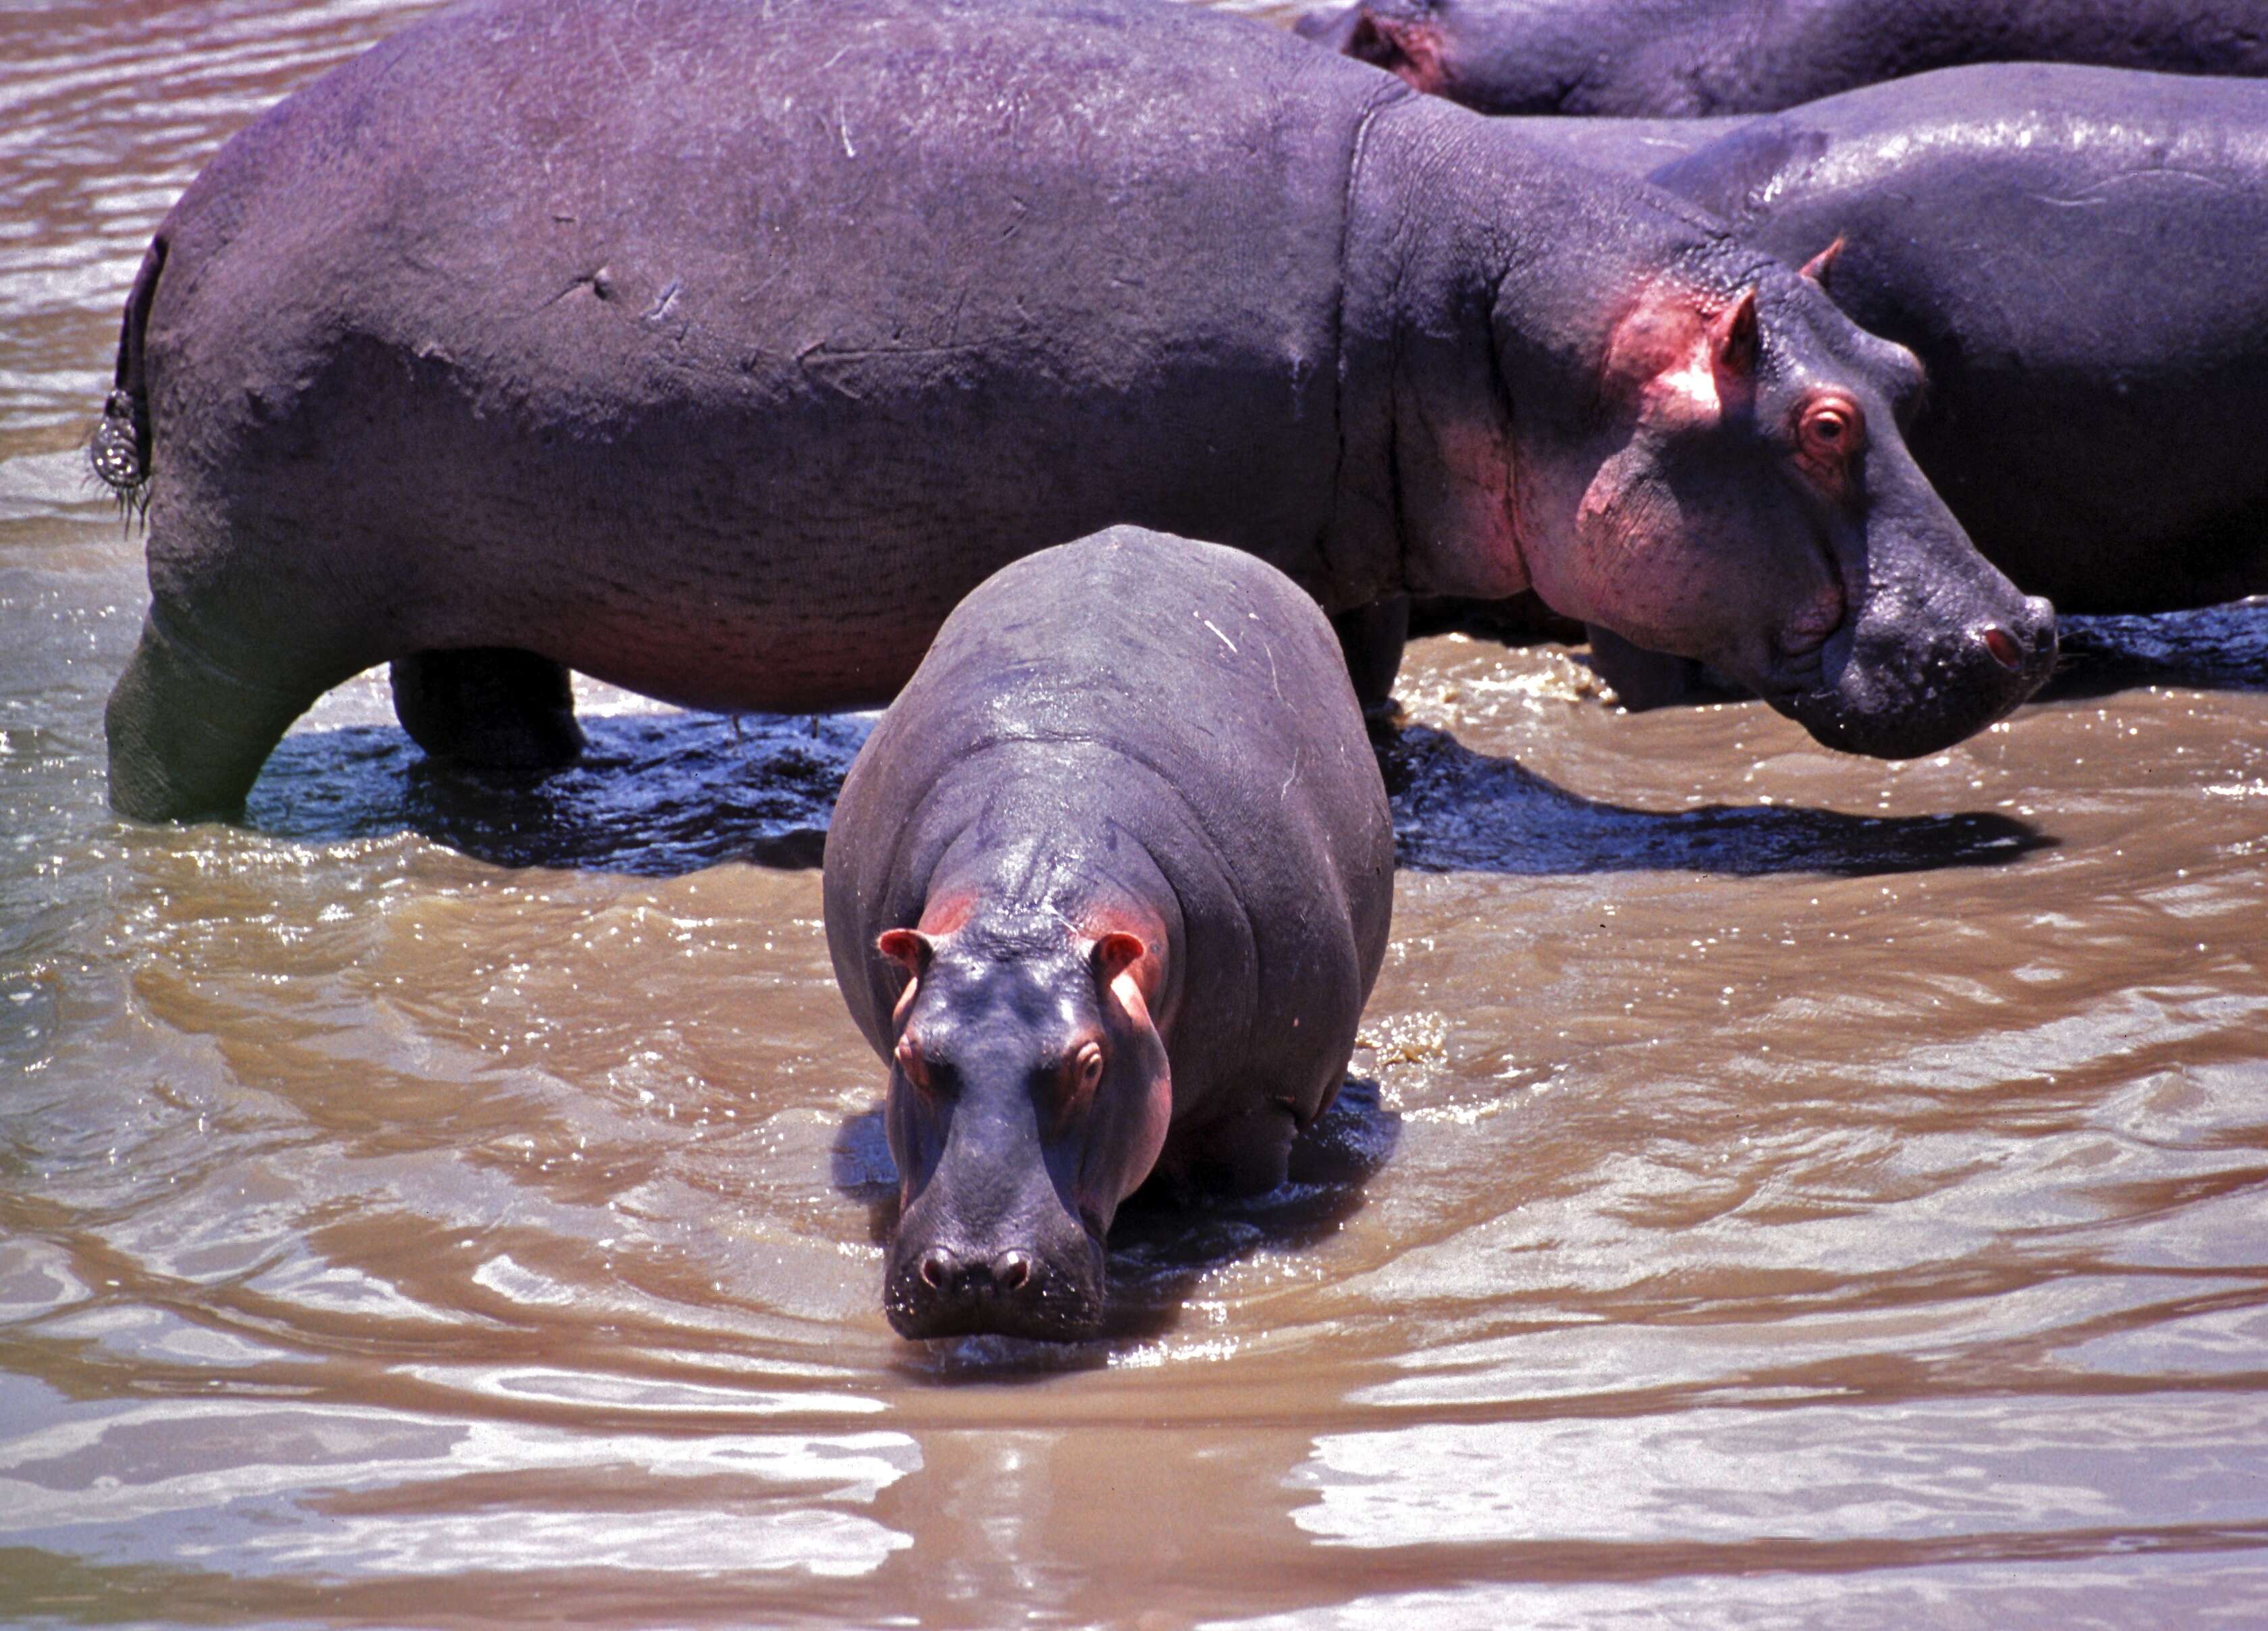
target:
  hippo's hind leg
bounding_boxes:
[105,614,343,823]
[1333,596,1409,723]
[389,648,585,771]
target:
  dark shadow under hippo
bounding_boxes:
[1444,65,2268,704]
[96,0,2051,824]
[1295,0,2268,116]
[823,528,1393,1342]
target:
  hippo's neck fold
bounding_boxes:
[1338,96,1770,601]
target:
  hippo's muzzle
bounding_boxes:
[1774,587,2057,759]
[884,1216,1104,1341]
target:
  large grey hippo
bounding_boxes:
[94,0,2051,822]
[824,527,1392,1341]
[1295,0,2268,116]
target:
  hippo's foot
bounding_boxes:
[1333,596,1409,718]
[1586,623,1735,711]
[389,648,585,772]
[106,614,340,823]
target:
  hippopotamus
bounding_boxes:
[1294,0,2268,116]
[1465,65,2268,703]
[823,527,1393,1341]
[94,0,2053,824]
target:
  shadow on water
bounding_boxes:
[247,707,2049,882]
[829,1078,1400,1382]
[2047,601,2268,699]
[245,709,874,874]
[1382,724,2052,877]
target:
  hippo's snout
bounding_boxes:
[1781,585,2057,759]
[884,1231,1102,1341]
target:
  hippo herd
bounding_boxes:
[92,0,2268,1340]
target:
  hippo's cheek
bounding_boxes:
[1555,456,1733,656]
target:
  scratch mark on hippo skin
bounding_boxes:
[1197,614,1237,653]
[642,279,682,321]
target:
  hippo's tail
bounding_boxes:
[88,237,164,518]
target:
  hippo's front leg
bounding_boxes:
[1332,597,1411,720]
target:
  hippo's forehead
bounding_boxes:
[909,945,1095,1056]
[1766,284,1926,417]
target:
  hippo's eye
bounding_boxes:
[1796,394,1865,461]
[894,1034,933,1092]
[1069,1040,1105,1101]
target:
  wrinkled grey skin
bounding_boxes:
[1472,65,2268,703]
[824,529,1393,1341]
[1295,0,2268,116]
[96,0,2049,822]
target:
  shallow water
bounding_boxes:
[3,2,2267,1626]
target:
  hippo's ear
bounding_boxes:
[1711,288,1759,381]
[1089,932,1146,988]
[877,928,934,974]
[1799,236,1845,290]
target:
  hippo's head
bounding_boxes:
[1501,255,2054,758]
[873,920,1170,1342]
[1297,0,1665,115]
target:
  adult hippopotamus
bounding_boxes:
[1479,65,2268,702]
[1294,0,2268,116]
[824,527,1393,1341]
[94,0,2051,823]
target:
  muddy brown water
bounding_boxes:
[4,2,2268,1626]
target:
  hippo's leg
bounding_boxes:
[389,648,585,770]
[1333,596,1409,720]
[1586,623,1710,711]
[105,614,342,822]
[1193,1100,1301,1197]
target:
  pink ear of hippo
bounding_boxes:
[1089,931,1146,986]
[1711,287,1759,381]
[877,928,934,973]
[1800,236,1847,288]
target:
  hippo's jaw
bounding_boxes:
[1755,446,2058,757]
[1767,584,2057,759]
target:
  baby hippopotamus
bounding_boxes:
[823,528,1393,1341]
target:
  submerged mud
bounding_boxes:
[3,1,2266,1624]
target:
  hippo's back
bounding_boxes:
[826,527,1395,1097]
[138,0,1401,710]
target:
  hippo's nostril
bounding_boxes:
[993,1250,1032,1293]
[1981,625,2023,670]
[918,1248,955,1291]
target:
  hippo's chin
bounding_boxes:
[1761,609,2058,759]
[882,1239,1107,1343]
[883,1283,1105,1343]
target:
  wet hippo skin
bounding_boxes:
[95,0,2051,823]
[1295,0,2268,117]
[823,528,1394,1341]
